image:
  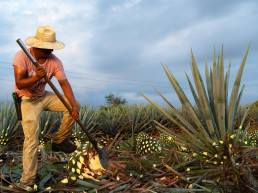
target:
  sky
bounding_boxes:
[0,0,257,107]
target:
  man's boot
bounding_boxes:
[51,138,77,153]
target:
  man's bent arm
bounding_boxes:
[58,79,79,120]
[14,66,45,89]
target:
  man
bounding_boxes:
[13,26,81,186]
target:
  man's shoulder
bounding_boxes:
[50,53,62,63]
[13,49,31,67]
[14,49,27,58]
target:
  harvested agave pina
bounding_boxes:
[67,144,107,181]
[136,132,162,156]
[88,150,105,172]
[77,162,82,169]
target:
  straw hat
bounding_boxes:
[25,26,65,50]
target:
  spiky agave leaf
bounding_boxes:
[228,44,250,134]
[40,111,61,137]
[148,87,215,155]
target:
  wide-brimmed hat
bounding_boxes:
[25,26,65,50]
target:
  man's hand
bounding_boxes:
[36,67,46,79]
[70,106,79,120]
[59,79,80,121]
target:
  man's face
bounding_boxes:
[33,47,53,59]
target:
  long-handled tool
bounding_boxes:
[16,39,108,169]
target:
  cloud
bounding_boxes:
[0,0,257,106]
[140,28,191,69]
[111,0,142,12]
[122,90,184,107]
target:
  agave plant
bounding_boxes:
[72,105,98,145]
[39,111,61,137]
[97,106,126,137]
[125,104,153,146]
[141,44,257,192]
[0,100,20,148]
[141,104,165,132]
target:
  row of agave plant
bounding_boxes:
[0,45,257,192]
[0,99,256,149]
[1,101,256,139]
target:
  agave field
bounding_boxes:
[0,46,257,192]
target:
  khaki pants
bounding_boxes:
[20,91,81,185]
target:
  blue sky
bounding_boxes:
[0,0,257,107]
